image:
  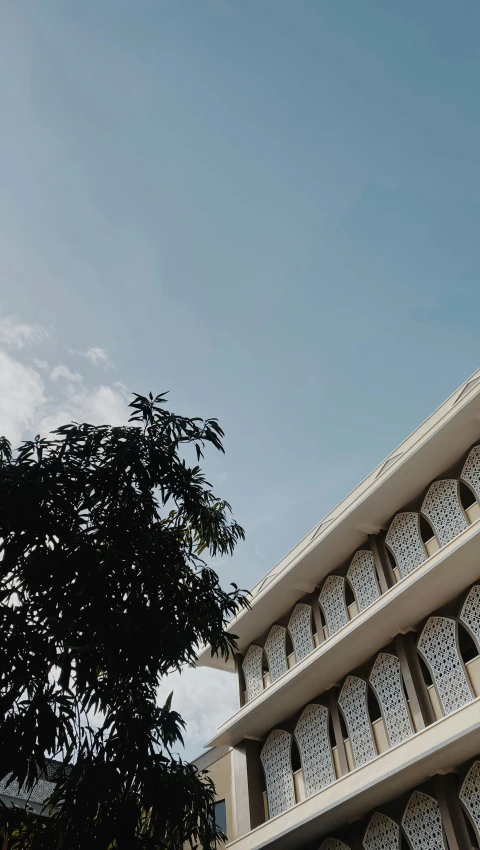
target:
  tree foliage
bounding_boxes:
[0,393,247,849]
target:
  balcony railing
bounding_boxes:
[241,448,480,707]
[257,579,480,823]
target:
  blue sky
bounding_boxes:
[1,0,480,756]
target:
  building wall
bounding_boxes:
[193,747,235,844]
[208,751,234,844]
[223,437,480,849]
[232,580,480,840]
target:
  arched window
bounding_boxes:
[260,730,295,819]
[319,575,349,637]
[459,585,480,653]
[338,676,376,768]
[458,621,479,666]
[459,480,477,512]
[294,704,335,797]
[264,625,288,683]
[461,446,480,504]
[242,645,264,702]
[347,551,380,612]
[288,603,314,662]
[401,791,446,850]
[320,839,351,850]
[460,761,480,844]
[421,480,468,547]
[369,653,414,747]
[363,812,400,850]
[385,513,427,579]
[417,617,473,716]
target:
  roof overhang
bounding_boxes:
[199,370,480,671]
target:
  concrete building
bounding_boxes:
[197,370,480,850]
[192,747,233,840]
[0,760,63,814]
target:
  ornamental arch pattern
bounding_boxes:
[294,704,335,797]
[459,760,480,842]
[385,513,427,579]
[242,644,264,702]
[338,676,376,768]
[318,575,349,637]
[416,617,473,716]
[347,551,380,612]
[461,446,480,503]
[363,812,400,850]
[421,480,468,547]
[369,653,414,747]
[320,840,351,850]
[401,791,446,850]
[0,776,55,806]
[264,625,288,683]
[260,730,295,819]
[288,603,314,662]
[459,585,480,653]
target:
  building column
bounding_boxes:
[235,654,245,709]
[231,740,265,838]
[369,533,395,592]
[328,691,349,777]
[395,632,435,728]
[311,592,325,645]
[434,774,472,850]
[349,820,366,850]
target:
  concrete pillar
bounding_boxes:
[311,592,325,645]
[395,633,435,727]
[329,690,349,777]
[349,820,366,850]
[231,740,265,838]
[235,654,246,709]
[434,774,473,850]
[369,533,395,591]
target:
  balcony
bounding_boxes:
[199,372,480,672]
[227,697,480,850]
[259,654,480,820]
[239,468,480,709]
[208,516,480,747]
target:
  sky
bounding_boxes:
[1,0,480,758]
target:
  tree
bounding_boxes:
[0,392,248,849]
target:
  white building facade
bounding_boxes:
[198,370,480,850]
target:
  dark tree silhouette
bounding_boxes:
[0,392,247,849]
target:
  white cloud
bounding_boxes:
[85,347,109,365]
[74,385,129,423]
[40,385,129,434]
[50,364,83,384]
[0,314,128,441]
[157,665,237,761]
[0,350,46,447]
[69,346,110,366]
[0,315,48,350]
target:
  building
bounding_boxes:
[192,746,233,840]
[0,761,64,814]
[197,370,480,850]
